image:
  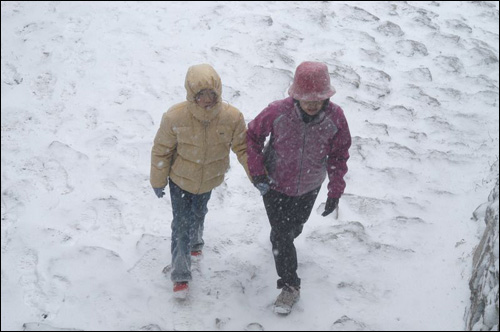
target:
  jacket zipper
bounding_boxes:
[197,121,209,194]
[296,121,307,195]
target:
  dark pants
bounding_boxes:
[169,180,212,282]
[263,188,320,288]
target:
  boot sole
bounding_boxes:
[273,305,292,315]
[173,289,188,300]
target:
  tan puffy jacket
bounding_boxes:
[150,64,249,194]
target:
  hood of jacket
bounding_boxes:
[184,63,223,123]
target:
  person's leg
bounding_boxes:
[263,188,320,289]
[189,189,212,253]
[169,180,194,282]
[288,188,320,240]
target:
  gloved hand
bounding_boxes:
[252,174,270,196]
[322,197,339,216]
[153,187,166,198]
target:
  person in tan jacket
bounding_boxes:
[150,64,248,296]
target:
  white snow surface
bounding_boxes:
[1,1,499,331]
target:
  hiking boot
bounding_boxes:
[173,281,189,299]
[190,250,202,257]
[273,285,300,315]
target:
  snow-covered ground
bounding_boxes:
[1,1,498,330]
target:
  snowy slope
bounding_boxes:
[1,1,499,331]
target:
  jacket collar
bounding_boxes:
[187,101,222,123]
[293,101,326,125]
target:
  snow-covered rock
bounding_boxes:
[467,176,499,331]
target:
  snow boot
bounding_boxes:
[273,285,300,315]
[173,281,189,299]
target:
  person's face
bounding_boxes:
[299,100,325,115]
[195,89,217,109]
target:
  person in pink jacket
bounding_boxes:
[247,61,351,314]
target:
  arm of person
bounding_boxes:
[230,111,251,180]
[246,104,279,178]
[150,112,177,189]
[326,106,352,199]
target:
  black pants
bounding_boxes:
[263,188,320,288]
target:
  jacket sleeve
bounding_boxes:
[326,106,351,198]
[150,112,177,188]
[246,105,276,177]
[231,112,251,179]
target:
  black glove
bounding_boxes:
[322,197,339,216]
[252,175,270,196]
[153,187,166,198]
